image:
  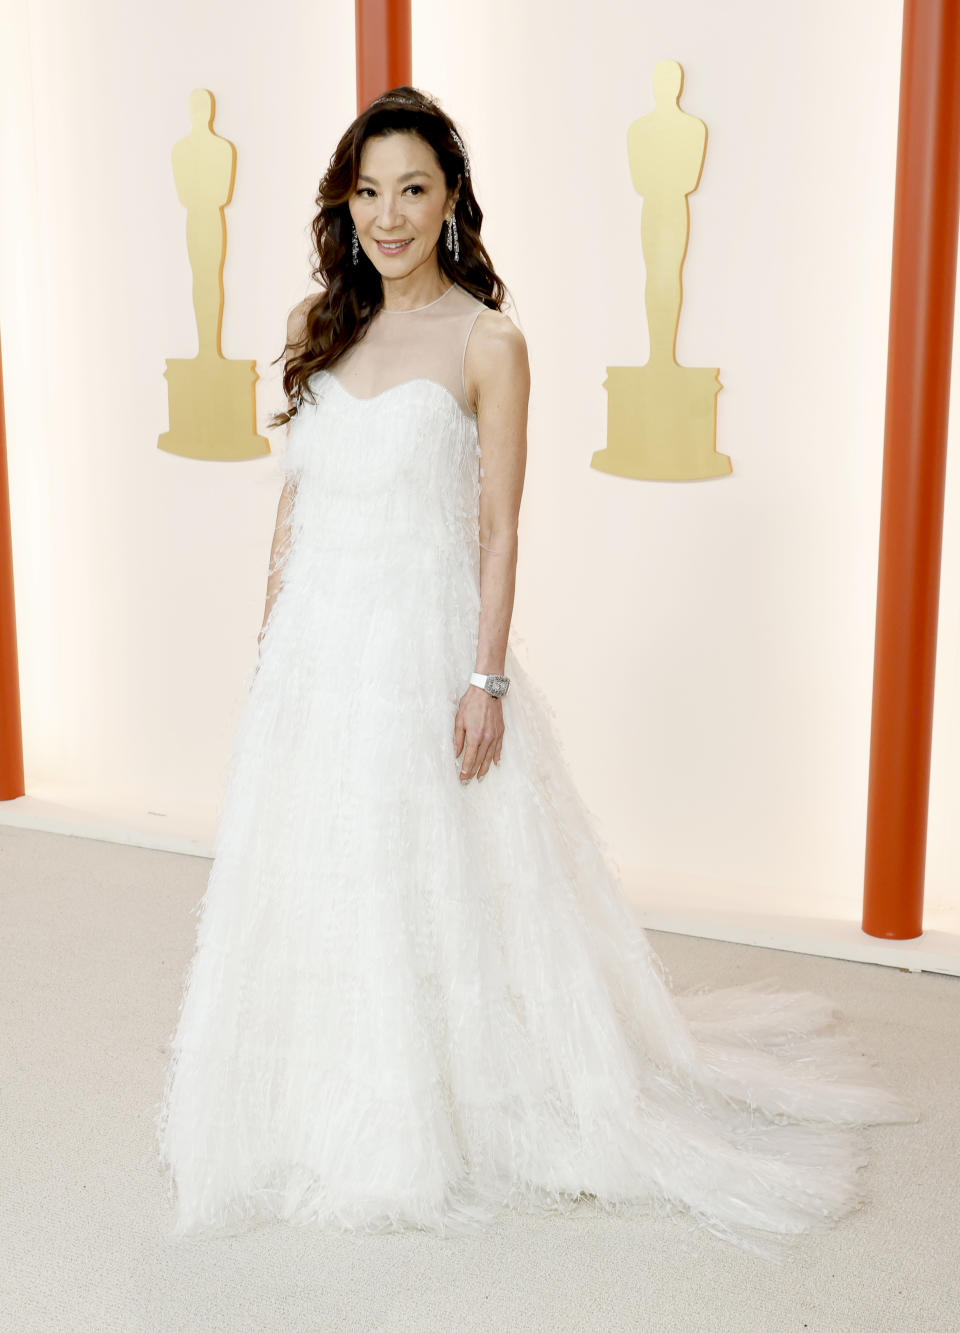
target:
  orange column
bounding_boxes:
[0,327,25,800]
[863,0,960,940]
[355,0,411,114]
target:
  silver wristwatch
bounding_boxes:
[470,671,510,698]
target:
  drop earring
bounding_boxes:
[351,220,359,265]
[445,215,459,263]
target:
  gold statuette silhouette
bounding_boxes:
[592,60,731,481]
[159,88,268,461]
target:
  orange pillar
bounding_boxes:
[355,0,411,114]
[862,0,960,940]
[0,327,25,800]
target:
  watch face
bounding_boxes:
[487,675,508,697]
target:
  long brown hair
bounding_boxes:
[268,86,509,429]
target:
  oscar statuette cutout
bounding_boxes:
[593,60,731,481]
[159,88,269,461]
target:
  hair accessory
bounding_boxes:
[449,129,470,178]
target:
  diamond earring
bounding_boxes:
[445,215,459,263]
[351,220,359,265]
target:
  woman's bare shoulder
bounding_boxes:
[286,291,321,348]
[466,306,528,410]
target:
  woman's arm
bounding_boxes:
[454,311,530,781]
[258,297,314,650]
[259,477,297,647]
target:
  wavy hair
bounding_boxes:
[268,86,509,429]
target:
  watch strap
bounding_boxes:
[470,672,510,697]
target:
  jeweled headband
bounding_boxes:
[369,92,471,178]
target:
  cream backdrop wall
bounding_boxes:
[1,0,957,955]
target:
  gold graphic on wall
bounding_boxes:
[158,89,268,461]
[592,60,731,481]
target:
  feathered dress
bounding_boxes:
[156,280,918,1260]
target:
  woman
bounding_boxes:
[156,86,917,1259]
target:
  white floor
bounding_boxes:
[2,823,956,1332]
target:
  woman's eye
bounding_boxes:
[357,185,424,198]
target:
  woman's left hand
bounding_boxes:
[454,684,504,782]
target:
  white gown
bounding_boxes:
[156,280,917,1259]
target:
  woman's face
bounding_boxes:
[349,131,458,281]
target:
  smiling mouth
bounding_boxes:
[377,239,412,251]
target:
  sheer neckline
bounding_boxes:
[311,280,483,419]
[379,282,457,314]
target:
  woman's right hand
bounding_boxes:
[453,684,504,782]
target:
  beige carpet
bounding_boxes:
[1,823,955,1332]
